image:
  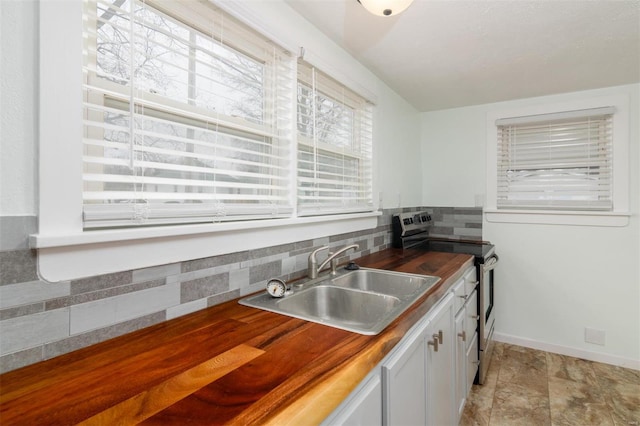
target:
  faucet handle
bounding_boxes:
[329,256,338,275]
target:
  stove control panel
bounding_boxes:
[397,211,432,232]
[392,211,433,248]
[401,213,432,226]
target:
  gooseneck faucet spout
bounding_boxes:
[307,244,359,279]
[307,246,329,280]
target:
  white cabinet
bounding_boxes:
[382,318,428,425]
[452,266,479,423]
[455,307,467,417]
[464,289,479,394]
[381,292,455,426]
[323,266,473,426]
[321,368,382,426]
[425,293,455,426]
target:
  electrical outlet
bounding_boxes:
[585,327,606,346]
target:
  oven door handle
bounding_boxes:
[484,254,499,272]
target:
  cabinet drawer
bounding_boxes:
[452,278,466,313]
[466,333,479,389]
[463,266,478,295]
[464,290,478,351]
[453,266,477,313]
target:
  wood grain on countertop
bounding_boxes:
[0,248,474,425]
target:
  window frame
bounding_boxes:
[296,62,374,216]
[495,107,614,211]
[34,0,379,282]
[485,95,630,227]
[82,0,295,228]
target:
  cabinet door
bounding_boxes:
[382,324,428,426]
[323,372,382,426]
[425,293,455,426]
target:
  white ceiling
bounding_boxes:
[285,0,640,112]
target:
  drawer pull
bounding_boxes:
[428,334,439,352]
[458,331,466,342]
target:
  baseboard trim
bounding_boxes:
[493,332,640,371]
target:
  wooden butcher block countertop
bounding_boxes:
[0,248,474,425]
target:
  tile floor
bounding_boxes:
[460,342,640,425]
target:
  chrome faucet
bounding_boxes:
[307,244,359,279]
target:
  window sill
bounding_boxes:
[485,209,630,227]
[30,212,381,282]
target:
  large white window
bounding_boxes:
[35,0,379,281]
[83,0,294,228]
[486,95,630,226]
[296,61,373,215]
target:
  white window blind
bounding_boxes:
[496,107,614,211]
[82,0,294,229]
[296,61,374,216]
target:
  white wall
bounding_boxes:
[420,107,486,207]
[0,0,37,216]
[420,84,640,367]
[375,84,422,208]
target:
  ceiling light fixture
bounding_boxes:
[357,0,414,17]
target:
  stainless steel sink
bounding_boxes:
[239,268,441,335]
[277,285,401,331]
[331,269,439,297]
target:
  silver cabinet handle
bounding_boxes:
[428,334,439,352]
[458,331,466,342]
[437,330,443,344]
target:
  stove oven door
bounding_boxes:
[478,254,498,384]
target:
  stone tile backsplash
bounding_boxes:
[0,207,483,373]
[0,249,38,285]
[426,207,484,241]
